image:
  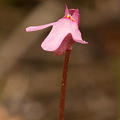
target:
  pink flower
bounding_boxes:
[26,5,88,56]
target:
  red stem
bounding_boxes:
[58,50,71,120]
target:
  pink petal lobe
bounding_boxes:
[72,28,88,44]
[72,9,80,26]
[65,5,69,16]
[26,22,56,32]
[41,18,74,51]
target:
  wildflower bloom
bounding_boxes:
[26,5,88,56]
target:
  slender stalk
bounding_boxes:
[58,50,71,120]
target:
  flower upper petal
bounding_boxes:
[64,5,80,26]
[41,18,75,51]
[26,22,56,32]
[72,9,80,26]
[65,5,69,16]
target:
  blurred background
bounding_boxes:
[0,0,120,120]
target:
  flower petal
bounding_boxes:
[65,5,76,16]
[65,5,69,16]
[26,22,56,32]
[72,9,80,26]
[72,28,88,44]
[41,18,74,51]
